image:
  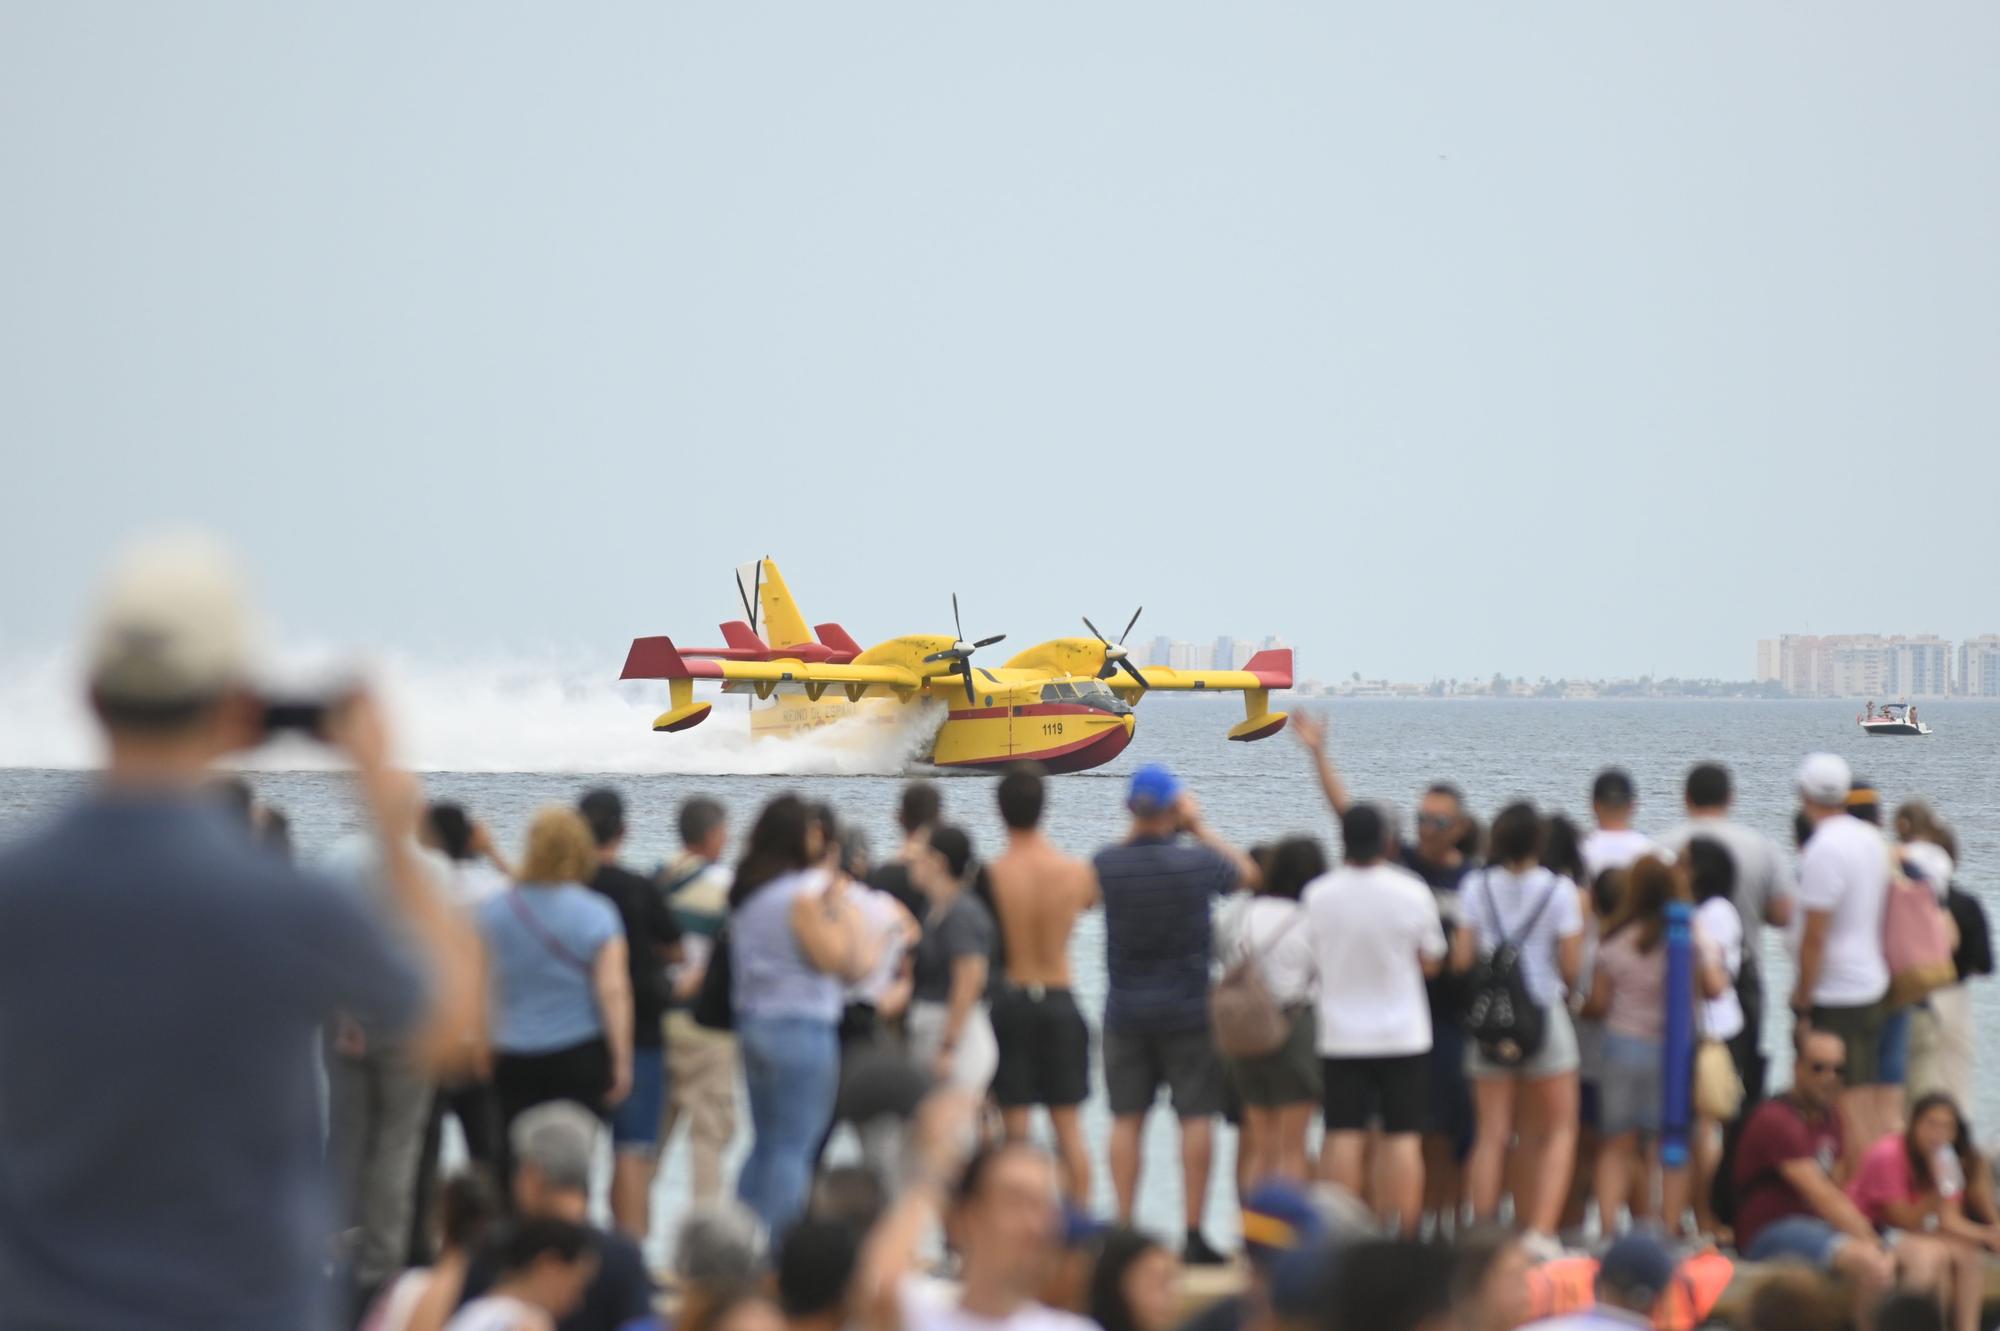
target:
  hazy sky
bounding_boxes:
[5,4,1996,683]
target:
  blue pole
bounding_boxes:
[1662,900,1694,1170]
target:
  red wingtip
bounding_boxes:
[1243,648,1293,689]
[621,636,690,680]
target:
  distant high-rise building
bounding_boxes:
[1960,636,2000,697]
[1146,635,1174,668]
[1756,640,1781,683]
[1211,636,1255,670]
[1260,634,1288,654]
[1772,633,1952,698]
[1170,641,1209,671]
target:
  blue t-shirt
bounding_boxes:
[478,884,622,1053]
[0,795,427,1331]
[1093,836,1236,1034]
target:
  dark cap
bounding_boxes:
[1597,1231,1676,1304]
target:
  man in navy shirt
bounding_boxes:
[0,534,482,1331]
[1093,763,1257,1265]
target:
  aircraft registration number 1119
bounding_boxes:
[1041,721,1065,737]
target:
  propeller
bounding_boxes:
[1086,607,1150,690]
[922,593,1006,704]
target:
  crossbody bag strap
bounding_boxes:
[507,888,595,977]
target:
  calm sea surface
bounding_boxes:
[4,697,1996,1261]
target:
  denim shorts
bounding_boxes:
[1598,1032,1663,1136]
[609,1047,666,1155]
[1745,1215,1845,1269]
[1876,1006,1912,1087]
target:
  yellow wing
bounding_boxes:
[1111,648,1294,742]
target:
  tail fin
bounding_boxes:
[738,557,814,650]
[815,622,863,664]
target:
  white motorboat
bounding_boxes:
[1859,702,1932,737]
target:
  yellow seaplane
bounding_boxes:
[620,558,1294,774]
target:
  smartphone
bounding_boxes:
[262,699,333,740]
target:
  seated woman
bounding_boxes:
[1848,1093,2000,1331]
[443,1218,598,1331]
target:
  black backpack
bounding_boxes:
[1463,870,1560,1067]
[1948,885,1994,982]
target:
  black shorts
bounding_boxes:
[1322,1052,1429,1135]
[1104,1026,1224,1118]
[990,985,1092,1109]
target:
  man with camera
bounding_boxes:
[0,533,483,1331]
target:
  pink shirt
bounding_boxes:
[1847,1135,1917,1229]
[1596,931,1667,1042]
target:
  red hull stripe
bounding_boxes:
[935,720,1135,774]
[1011,703,1096,718]
[949,706,1011,720]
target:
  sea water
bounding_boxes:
[3,691,1996,1261]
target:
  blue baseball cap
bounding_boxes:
[1240,1179,1321,1264]
[1127,763,1183,814]
[1060,1201,1107,1249]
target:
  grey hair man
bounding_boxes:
[450,1102,656,1331]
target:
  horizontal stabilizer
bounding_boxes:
[815,622,863,664]
[720,621,770,656]
[1243,649,1293,689]
[621,636,690,680]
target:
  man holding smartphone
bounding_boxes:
[0,533,483,1331]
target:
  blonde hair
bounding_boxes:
[520,807,597,884]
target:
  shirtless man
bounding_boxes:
[984,763,1098,1202]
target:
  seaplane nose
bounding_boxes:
[1120,713,1136,737]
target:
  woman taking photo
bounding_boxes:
[477,808,631,1167]
[1215,836,1324,1184]
[730,794,876,1234]
[1452,801,1585,1248]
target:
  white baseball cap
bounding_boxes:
[1796,752,1853,807]
[83,531,255,707]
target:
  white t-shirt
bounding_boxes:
[1215,895,1318,1008]
[1464,866,1586,1009]
[1695,897,1745,1041]
[898,1277,1097,1331]
[1903,840,1955,903]
[1795,814,1891,1006]
[446,859,511,909]
[445,1295,551,1331]
[1581,828,1662,882]
[848,885,911,1006]
[1302,864,1448,1057]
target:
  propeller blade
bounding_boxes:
[1119,606,1143,645]
[1119,657,1151,691]
[1082,615,1109,645]
[973,634,1006,649]
[961,661,976,705]
[952,592,964,644]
